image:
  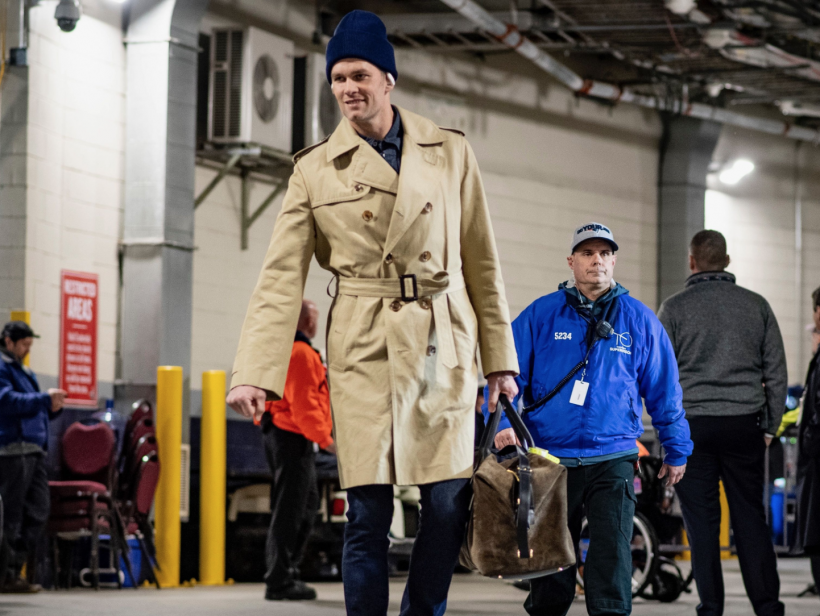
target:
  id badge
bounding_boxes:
[569,380,589,406]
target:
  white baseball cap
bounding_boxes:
[570,222,619,253]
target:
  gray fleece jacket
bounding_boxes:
[657,271,787,434]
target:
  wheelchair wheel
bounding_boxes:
[639,557,686,603]
[576,511,659,597]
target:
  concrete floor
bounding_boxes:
[5,559,818,616]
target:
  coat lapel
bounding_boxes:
[383,108,448,259]
[325,117,361,163]
[327,117,399,194]
[351,143,399,195]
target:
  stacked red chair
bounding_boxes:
[48,422,135,589]
[117,399,161,589]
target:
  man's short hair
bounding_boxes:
[690,230,728,272]
[812,286,820,311]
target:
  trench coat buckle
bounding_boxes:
[400,274,419,303]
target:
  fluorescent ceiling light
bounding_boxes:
[718,159,754,185]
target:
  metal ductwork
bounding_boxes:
[704,28,820,86]
[437,0,820,143]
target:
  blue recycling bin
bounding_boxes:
[121,537,142,587]
[770,491,784,543]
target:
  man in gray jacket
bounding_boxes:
[658,230,786,616]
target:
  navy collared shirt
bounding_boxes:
[359,107,403,174]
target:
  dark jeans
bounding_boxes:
[262,424,319,590]
[526,456,637,616]
[342,478,471,616]
[675,414,784,616]
[0,453,50,581]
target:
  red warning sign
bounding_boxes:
[59,270,98,406]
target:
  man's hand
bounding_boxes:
[658,463,686,487]
[323,442,337,455]
[494,427,520,449]
[486,372,519,449]
[486,371,519,413]
[227,385,267,422]
[48,389,67,413]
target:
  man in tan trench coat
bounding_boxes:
[228,10,518,616]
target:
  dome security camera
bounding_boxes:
[55,0,81,33]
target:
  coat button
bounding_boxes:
[385,253,394,265]
[419,298,432,310]
[420,251,431,262]
[390,300,402,312]
[427,345,436,356]
[354,184,364,192]
[362,210,373,222]
[422,202,433,214]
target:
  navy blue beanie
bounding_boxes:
[325,10,397,84]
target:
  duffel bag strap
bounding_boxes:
[515,453,532,559]
[500,395,535,450]
[477,397,504,466]
[479,394,535,460]
[498,395,535,560]
[480,395,537,559]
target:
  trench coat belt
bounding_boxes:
[337,272,465,370]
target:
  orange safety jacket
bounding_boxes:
[262,332,333,449]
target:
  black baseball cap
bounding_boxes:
[1,321,39,342]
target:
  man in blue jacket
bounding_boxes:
[0,321,65,592]
[488,223,692,616]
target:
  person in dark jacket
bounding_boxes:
[0,321,66,592]
[488,222,692,616]
[795,286,820,598]
[658,230,787,616]
[260,300,333,601]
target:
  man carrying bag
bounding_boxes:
[227,10,519,616]
[487,223,692,616]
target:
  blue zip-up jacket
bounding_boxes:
[0,348,53,450]
[486,287,692,466]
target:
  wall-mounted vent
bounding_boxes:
[208,27,293,152]
[305,53,341,147]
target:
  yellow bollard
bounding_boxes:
[677,529,690,561]
[719,481,735,559]
[199,370,227,585]
[155,366,183,588]
[10,311,31,367]
[677,482,734,561]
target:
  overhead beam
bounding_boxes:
[381,11,700,35]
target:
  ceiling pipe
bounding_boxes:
[438,0,820,143]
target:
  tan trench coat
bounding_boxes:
[231,107,518,488]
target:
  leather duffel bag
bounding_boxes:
[460,395,575,579]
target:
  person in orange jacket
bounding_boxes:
[260,299,333,601]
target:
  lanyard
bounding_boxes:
[521,299,618,415]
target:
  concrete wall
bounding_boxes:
[706,128,820,385]
[11,1,125,394]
